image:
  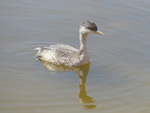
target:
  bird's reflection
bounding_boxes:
[38,59,98,109]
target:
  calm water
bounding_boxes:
[0,0,150,113]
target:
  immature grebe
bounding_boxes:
[35,20,104,66]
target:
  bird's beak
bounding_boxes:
[95,30,104,35]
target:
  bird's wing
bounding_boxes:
[38,44,80,66]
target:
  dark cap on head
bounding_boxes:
[80,20,98,31]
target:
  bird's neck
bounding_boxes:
[79,33,88,55]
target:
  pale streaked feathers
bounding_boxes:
[35,20,104,66]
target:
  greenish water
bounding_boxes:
[0,0,150,113]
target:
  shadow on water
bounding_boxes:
[38,59,99,109]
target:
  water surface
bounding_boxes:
[0,0,150,113]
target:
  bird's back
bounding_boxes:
[36,44,81,66]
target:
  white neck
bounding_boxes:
[79,33,88,55]
[79,33,90,65]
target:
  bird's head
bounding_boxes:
[80,20,104,35]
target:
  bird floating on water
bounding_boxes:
[35,20,104,66]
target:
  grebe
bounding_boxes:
[35,20,104,66]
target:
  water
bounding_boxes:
[0,0,150,112]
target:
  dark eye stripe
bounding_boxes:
[87,26,97,31]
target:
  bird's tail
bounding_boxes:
[35,47,42,51]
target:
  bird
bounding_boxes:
[35,20,104,66]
